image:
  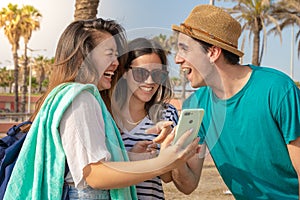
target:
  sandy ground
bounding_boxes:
[163,156,235,200]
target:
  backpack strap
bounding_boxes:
[7,121,32,136]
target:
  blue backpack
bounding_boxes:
[0,121,69,200]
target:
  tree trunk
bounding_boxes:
[252,30,260,66]
[12,50,19,113]
[252,17,261,66]
[38,66,45,93]
[74,0,100,21]
[9,82,12,94]
[21,44,28,113]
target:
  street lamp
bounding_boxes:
[27,61,32,113]
[26,47,47,113]
[290,25,294,80]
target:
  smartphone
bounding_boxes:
[172,109,204,148]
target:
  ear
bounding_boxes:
[208,46,222,62]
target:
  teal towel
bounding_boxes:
[3,83,137,200]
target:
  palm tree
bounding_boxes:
[0,3,23,112]
[152,33,177,54]
[0,67,13,91]
[19,5,42,113]
[271,0,300,57]
[153,33,189,101]
[74,0,100,20]
[31,56,53,93]
[167,34,189,102]
[227,0,282,66]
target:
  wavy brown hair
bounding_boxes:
[25,18,127,130]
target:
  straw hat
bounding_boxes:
[172,5,244,57]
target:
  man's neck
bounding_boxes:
[211,64,252,99]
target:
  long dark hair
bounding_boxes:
[112,38,173,123]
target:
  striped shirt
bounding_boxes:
[121,104,178,200]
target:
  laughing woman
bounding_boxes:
[111,38,179,199]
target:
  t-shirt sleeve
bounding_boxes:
[275,85,300,144]
[59,90,111,188]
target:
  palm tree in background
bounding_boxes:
[20,5,42,113]
[152,34,176,54]
[0,3,41,113]
[31,56,53,93]
[271,0,300,57]
[74,0,100,20]
[153,33,189,101]
[0,67,13,92]
[0,3,23,112]
[227,0,282,66]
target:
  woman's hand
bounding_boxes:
[145,121,174,143]
[130,140,158,154]
[128,140,158,161]
[156,129,201,169]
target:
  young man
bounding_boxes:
[171,4,300,199]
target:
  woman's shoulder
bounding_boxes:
[70,90,102,114]
[73,90,98,103]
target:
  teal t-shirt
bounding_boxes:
[183,65,300,199]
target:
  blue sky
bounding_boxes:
[0,0,299,81]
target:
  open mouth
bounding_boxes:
[140,86,154,92]
[104,71,114,79]
[182,68,191,76]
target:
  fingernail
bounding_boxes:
[189,128,194,133]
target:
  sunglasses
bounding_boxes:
[129,66,169,84]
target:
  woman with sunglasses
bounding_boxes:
[112,38,180,199]
[3,20,200,200]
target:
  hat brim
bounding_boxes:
[172,24,244,57]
